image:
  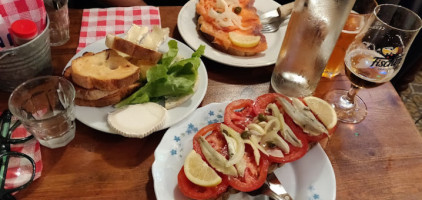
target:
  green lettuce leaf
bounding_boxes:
[115,40,205,108]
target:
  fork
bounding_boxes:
[261,2,294,33]
[247,172,293,200]
[261,19,287,33]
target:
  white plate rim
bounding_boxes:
[152,102,336,200]
[177,0,288,68]
[64,37,208,136]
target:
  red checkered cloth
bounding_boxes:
[77,6,161,52]
[0,0,47,33]
[3,118,43,190]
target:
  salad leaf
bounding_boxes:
[115,40,205,108]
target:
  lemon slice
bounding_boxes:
[184,150,222,187]
[228,31,261,48]
[303,96,337,129]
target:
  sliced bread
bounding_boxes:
[196,0,267,56]
[70,49,140,91]
[75,82,141,107]
[105,34,163,65]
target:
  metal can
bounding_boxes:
[0,18,52,92]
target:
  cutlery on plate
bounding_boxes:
[260,2,294,33]
[247,171,293,200]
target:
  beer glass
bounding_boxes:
[322,0,377,78]
[325,4,422,123]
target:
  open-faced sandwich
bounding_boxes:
[196,0,267,56]
[63,24,205,138]
[177,93,337,199]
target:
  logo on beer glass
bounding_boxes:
[371,46,403,69]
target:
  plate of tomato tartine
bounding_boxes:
[152,93,336,200]
[177,0,287,68]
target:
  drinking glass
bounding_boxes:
[44,0,70,46]
[8,76,76,148]
[325,4,422,123]
[322,0,377,78]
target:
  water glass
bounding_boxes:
[45,0,70,46]
[8,76,76,148]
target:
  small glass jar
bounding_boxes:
[10,19,38,46]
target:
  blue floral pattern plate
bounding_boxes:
[152,102,336,200]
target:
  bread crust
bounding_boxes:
[197,17,263,57]
[64,65,125,100]
[106,34,163,64]
[75,83,140,107]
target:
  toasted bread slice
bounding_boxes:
[105,34,163,65]
[196,0,267,56]
[70,49,140,91]
[127,58,157,80]
[64,65,121,100]
[75,83,141,107]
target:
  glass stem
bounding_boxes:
[340,84,360,109]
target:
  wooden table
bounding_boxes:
[0,6,421,200]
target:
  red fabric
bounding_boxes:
[77,6,161,52]
[0,0,47,33]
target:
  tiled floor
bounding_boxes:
[400,70,422,135]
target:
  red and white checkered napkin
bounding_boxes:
[0,0,47,33]
[77,6,161,52]
[5,123,43,190]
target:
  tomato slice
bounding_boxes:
[177,167,229,200]
[224,99,255,133]
[253,93,310,163]
[193,123,230,160]
[228,143,270,192]
[179,123,230,199]
[282,112,329,143]
[253,93,290,115]
[255,93,334,143]
[267,117,309,163]
[191,123,271,192]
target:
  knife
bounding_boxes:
[260,2,294,24]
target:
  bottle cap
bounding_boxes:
[10,19,38,39]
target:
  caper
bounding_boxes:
[241,131,251,139]
[258,113,267,122]
[266,142,276,148]
[234,7,242,14]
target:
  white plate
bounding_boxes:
[152,102,336,200]
[64,38,208,136]
[177,0,287,68]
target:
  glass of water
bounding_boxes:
[325,4,422,123]
[8,76,76,148]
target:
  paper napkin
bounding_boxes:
[77,6,161,52]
